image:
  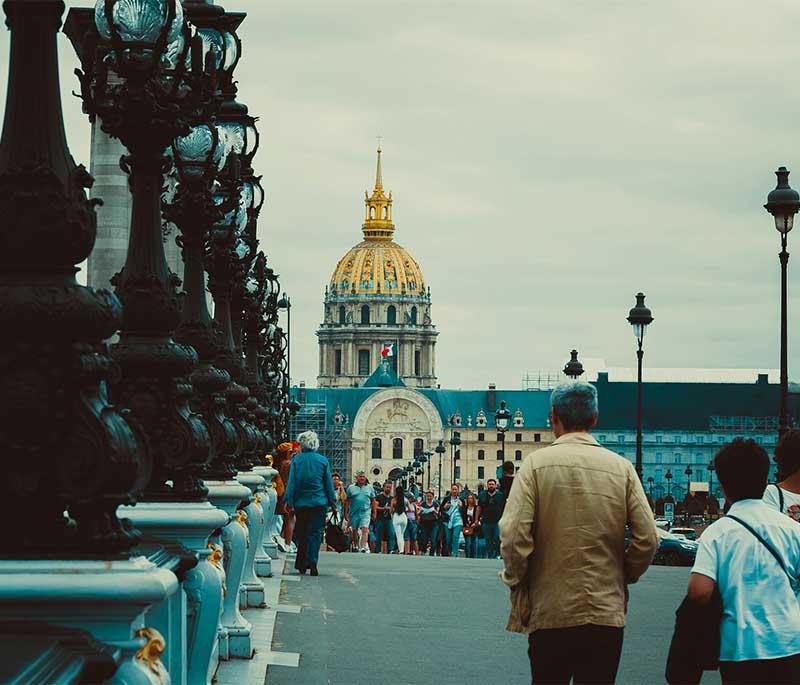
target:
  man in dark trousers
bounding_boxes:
[478,478,503,559]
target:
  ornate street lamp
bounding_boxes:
[435,440,446,500]
[647,476,654,501]
[421,451,432,490]
[665,469,673,500]
[684,465,694,523]
[563,349,585,381]
[627,292,654,481]
[708,459,715,500]
[764,166,800,439]
[277,294,292,390]
[449,430,461,486]
[495,400,512,467]
[68,0,221,500]
[0,0,145,553]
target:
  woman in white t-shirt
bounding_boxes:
[763,429,800,522]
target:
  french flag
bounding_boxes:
[381,343,395,359]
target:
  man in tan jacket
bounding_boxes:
[500,382,658,684]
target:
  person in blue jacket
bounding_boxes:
[284,430,336,575]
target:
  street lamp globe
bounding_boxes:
[95,0,184,46]
[627,292,654,343]
[765,166,800,234]
[435,441,446,455]
[495,400,511,432]
[172,123,225,183]
[563,349,584,381]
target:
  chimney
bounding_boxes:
[488,383,497,412]
[757,373,768,385]
[596,372,609,384]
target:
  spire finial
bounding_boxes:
[375,138,383,190]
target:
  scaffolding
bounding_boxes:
[289,401,352,483]
[521,370,561,391]
[709,416,778,432]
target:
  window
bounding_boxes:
[387,305,397,325]
[696,436,704,444]
[515,433,522,442]
[718,435,725,444]
[454,466,461,480]
[497,450,503,460]
[695,469,705,482]
[478,449,485,460]
[534,433,541,443]
[358,349,370,375]
[618,435,625,443]
[515,450,522,461]
[371,438,382,460]
[655,468,663,483]
[674,436,682,444]
[410,306,418,324]
[392,438,403,459]
[360,305,370,325]
[695,454,704,464]
[455,449,461,461]
[497,433,504,442]
[599,435,607,442]
[656,435,663,443]
[414,350,421,376]
[338,305,346,324]
[674,454,682,464]
[655,453,663,464]
[414,438,424,457]
[478,466,485,480]
[477,433,485,442]
[334,349,342,375]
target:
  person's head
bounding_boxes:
[714,438,770,503]
[550,382,599,438]
[450,483,460,498]
[276,441,294,463]
[487,478,497,493]
[332,472,341,488]
[409,476,416,485]
[425,489,434,502]
[297,431,318,452]
[466,493,477,508]
[477,480,485,492]
[502,461,515,476]
[355,470,367,486]
[395,484,405,500]
[775,429,800,481]
[383,481,392,495]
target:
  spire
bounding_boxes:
[363,144,394,241]
[375,145,383,190]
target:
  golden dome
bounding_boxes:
[329,147,426,297]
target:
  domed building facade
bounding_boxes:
[317,148,438,387]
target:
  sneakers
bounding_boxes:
[359,547,366,553]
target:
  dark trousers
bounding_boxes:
[293,506,326,571]
[720,654,800,684]
[418,522,438,555]
[528,624,624,684]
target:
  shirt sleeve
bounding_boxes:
[624,462,659,583]
[692,529,718,581]
[762,484,780,512]
[499,460,536,590]
[323,461,336,506]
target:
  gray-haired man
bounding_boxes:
[500,382,658,683]
[345,470,375,553]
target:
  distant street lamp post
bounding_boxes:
[449,430,461,486]
[495,400,512,471]
[563,349,585,381]
[277,293,291,389]
[435,440,446,500]
[764,166,800,439]
[627,293,654,481]
[666,469,673,500]
[647,476,654,501]
[684,465,694,523]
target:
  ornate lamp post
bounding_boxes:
[708,459,715,500]
[647,476,654,501]
[563,349,585,381]
[277,293,292,389]
[627,292,654,481]
[665,469,673,500]
[764,166,800,439]
[495,400,512,465]
[69,0,219,501]
[449,430,461,486]
[423,451,432,490]
[684,465,694,523]
[435,440,446,500]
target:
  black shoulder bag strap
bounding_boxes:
[727,514,798,590]
[779,485,785,513]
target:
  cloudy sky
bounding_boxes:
[5,0,800,389]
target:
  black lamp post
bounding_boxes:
[495,400,512,465]
[277,293,291,390]
[449,430,461,486]
[435,440,446,499]
[563,349,585,381]
[1,0,145,553]
[69,0,220,500]
[627,292,654,481]
[422,451,432,490]
[764,166,800,439]
[665,469,673,500]
[647,476,654,501]
[684,465,694,523]
[708,460,715,500]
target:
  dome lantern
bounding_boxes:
[363,145,394,241]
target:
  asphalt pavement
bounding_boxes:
[265,553,721,685]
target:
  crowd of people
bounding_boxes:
[330,466,515,557]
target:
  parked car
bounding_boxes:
[668,527,697,541]
[653,527,698,566]
[654,517,670,529]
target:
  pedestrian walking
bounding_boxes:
[463,493,479,558]
[499,461,516,512]
[373,481,394,553]
[391,484,409,553]
[687,439,800,684]
[275,440,300,551]
[442,484,464,558]
[345,471,375,553]
[478,478,503,559]
[418,490,440,556]
[763,428,800,521]
[404,490,420,555]
[327,472,348,551]
[500,382,658,684]
[283,431,337,576]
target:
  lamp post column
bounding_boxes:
[780,232,790,437]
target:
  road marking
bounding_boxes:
[265,651,300,668]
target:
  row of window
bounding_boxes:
[475,432,541,443]
[602,434,773,445]
[338,304,418,326]
[334,348,423,376]
[369,438,525,462]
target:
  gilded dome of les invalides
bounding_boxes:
[329,148,426,298]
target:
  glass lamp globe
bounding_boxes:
[172,124,223,181]
[195,27,225,69]
[221,30,240,73]
[95,0,184,45]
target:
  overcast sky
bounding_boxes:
[4,0,800,389]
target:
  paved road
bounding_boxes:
[266,553,720,685]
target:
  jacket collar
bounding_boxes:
[551,431,601,447]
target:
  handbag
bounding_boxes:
[325,512,350,553]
